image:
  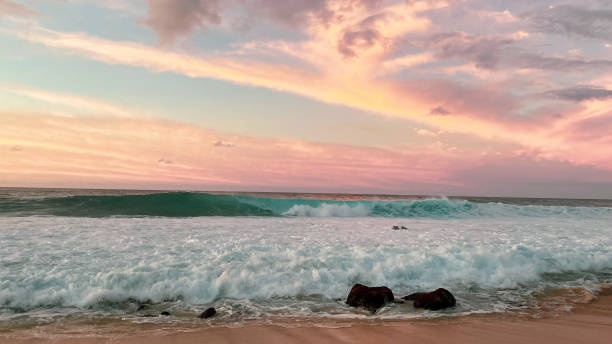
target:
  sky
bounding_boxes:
[1,0,612,198]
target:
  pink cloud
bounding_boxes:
[0,113,458,191]
[10,24,612,173]
[7,1,612,182]
[3,112,612,196]
[143,0,221,44]
[142,0,388,44]
[0,0,38,18]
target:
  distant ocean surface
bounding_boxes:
[1,188,611,329]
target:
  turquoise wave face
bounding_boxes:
[0,193,274,217]
[1,192,612,218]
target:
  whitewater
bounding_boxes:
[1,189,611,328]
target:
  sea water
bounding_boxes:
[0,188,611,328]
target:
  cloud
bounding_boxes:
[253,0,387,31]
[157,158,173,164]
[451,154,612,198]
[559,110,612,142]
[337,13,386,58]
[417,31,612,72]
[0,0,38,18]
[10,24,584,158]
[5,0,612,195]
[334,3,436,59]
[525,4,612,40]
[514,54,612,71]
[213,140,234,147]
[381,52,433,74]
[253,0,333,29]
[415,128,438,137]
[547,86,612,102]
[9,7,612,168]
[395,78,519,123]
[12,25,473,139]
[142,0,385,44]
[0,84,138,117]
[429,106,451,116]
[476,9,518,24]
[338,26,382,58]
[0,113,466,191]
[424,32,514,70]
[4,112,612,196]
[143,0,221,44]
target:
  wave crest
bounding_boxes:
[1,192,611,218]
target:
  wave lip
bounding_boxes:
[1,192,611,218]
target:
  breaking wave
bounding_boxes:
[1,192,611,218]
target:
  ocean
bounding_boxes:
[1,188,611,330]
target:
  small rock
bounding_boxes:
[161,311,170,316]
[401,226,407,229]
[137,304,149,311]
[141,314,156,317]
[199,307,216,319]
[402,288,456,310]
[392,225,400,230]
[346,283,394,312]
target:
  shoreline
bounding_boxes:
[2,289,611,344]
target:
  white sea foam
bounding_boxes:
[283,203,372,217]
[0,215,611,322]
[278,199,612,219]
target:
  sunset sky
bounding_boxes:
[2,0,612,197]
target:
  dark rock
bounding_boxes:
[141,314,156,317]
[199,307,216,319]
[402,288,456,310]
[403,292,426,301]
[161,311,170,316]
[137,304,149,311]
[392,226,400,230]
[346,284,394,312]
[401,226,407,229]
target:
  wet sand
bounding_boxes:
[3,291,611,344]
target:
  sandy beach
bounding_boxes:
[2,288,610,344]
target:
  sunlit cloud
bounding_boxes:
[0,84,139,117]
[4,24,538,145]
[7,16,612,170]
[3,111,611,196]
[213,140,235,148]
[0,112,461,190]
[0,0,39,18]
[3,0,612,195]
[381,52,434,74]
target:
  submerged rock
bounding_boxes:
[402,288,456,310]
[161,311,170,316]
[199,307,216,319]
[346,284,394,312]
